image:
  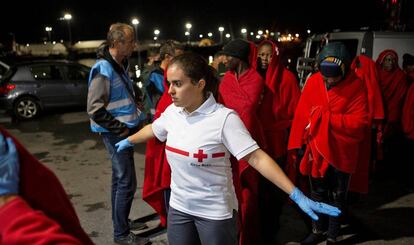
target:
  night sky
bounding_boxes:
[0,0,412,44]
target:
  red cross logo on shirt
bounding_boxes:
[193,149,208,162]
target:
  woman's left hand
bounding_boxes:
[289,187,341,220]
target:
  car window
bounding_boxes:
[31,65,63,80]
[0,64,8,76]
[64,65,89,80]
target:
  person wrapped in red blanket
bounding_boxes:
[142,40,184,227]
[142,74,172,227]
[376,49,409,138]
[0,127,93,244]
[402,53,414,140]
[401,53,414,191]
[287,42,369,244]
[218,38,266,245]
[350,55,385,192]
[255,40,301,243]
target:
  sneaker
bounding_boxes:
[300,232,326,245]
[128,219,148,231]
[114,232,150,245]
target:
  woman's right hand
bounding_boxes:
[115,138,134,152]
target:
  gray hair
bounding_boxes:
[106,23,134,47]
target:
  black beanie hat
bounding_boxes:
[222,39,251,63]
[317,42,351,77]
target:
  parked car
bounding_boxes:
[0,60,90,119]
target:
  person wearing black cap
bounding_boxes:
[218,39,267,245]
[288,42,370,244]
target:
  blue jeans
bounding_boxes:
[102,132,137,239]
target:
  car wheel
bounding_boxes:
[13,96,40,120]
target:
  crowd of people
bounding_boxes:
[1,21,414,245]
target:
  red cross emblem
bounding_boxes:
[193,149,208,162]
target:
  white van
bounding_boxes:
[296,31,414,86]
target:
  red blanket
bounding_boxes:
[142,75,172,227]
[257,40,301,159]
[349,55,385,192]
[288,71,369,192]
[402,83,414,140]
[219,65,265,245]
[0,127,93,245]
[353,55,384,123]
[0,197,82,244]
[376,50,408,129]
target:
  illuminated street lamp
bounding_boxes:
[45,26,52,42]
[207,32,213,38]
[63,13,72,44]
[218,26,224,43]
[241,28,247,39]
[154,29,160,43]
[185,22,192,43]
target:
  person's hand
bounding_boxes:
[115,138,134,152]
[289,187,341,221]
[0,133,19,196]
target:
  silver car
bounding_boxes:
[0,60,90,119]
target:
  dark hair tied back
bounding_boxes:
[170,53,219,98]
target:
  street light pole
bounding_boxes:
[218,26,224,44]
[185,23,192,44]
[63,13,72,45]
[241,28,247,40]
[154,29,160,43]
[45,26,52,42]
[131,18,141,70]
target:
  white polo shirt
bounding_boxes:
[152,94,259,220]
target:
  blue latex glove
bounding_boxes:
[289,187,341,221]
[0,133,20,195]
[115,138,134,152]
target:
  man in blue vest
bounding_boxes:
[87,23,149,245]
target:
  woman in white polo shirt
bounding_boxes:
[115,53,340,245]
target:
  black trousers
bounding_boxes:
[309,165,350,240]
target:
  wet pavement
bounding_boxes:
[1,109,413,244]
